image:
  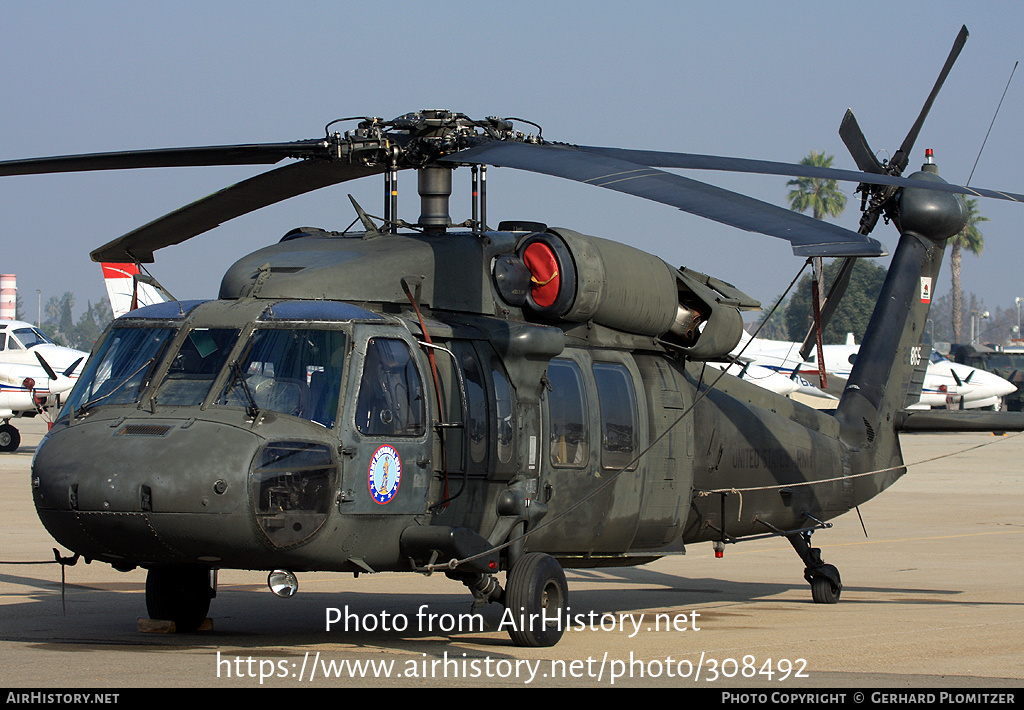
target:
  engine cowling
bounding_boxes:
[513,228,759,360]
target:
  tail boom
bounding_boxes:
[835,168,967,499]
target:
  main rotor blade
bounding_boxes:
[571,144,1024,204]
[90,159,384,262]
[0,140,334,177]
[798,256,858,360]
[442,142,887,257]
[898,25,969,165]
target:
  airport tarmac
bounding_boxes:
[1,416,1022,689]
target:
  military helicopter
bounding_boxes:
[5,26,1024,648]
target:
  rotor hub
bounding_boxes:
[336,110,542,170]
[895,170,968,241]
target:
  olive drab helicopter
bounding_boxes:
[5,25,1024,648]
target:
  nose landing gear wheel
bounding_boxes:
[0,423,20,453]
[145,565,215,632]
[503,552,568,647]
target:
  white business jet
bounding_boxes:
[734,331,1015,410]
[0,320,88,451]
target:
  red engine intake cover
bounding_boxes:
[522,242,561,309]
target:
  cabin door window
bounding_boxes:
[546,358,589,468]
[592,362,639,471]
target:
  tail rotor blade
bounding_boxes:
[839,110,885,174]
[897,25,970,168]
[830,104,968,345]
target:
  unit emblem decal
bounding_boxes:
[368,445,402,504]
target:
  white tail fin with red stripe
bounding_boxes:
[102,263,170,318]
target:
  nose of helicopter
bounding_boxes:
[31,416,263,565]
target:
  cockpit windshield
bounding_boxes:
[60,327,175,416]
[153,328,239,407]
[59,322,350,428]
[12,327,53,349]
[216,328,348,427]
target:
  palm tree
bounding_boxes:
[949,198,987,341]
[786,151,848,220]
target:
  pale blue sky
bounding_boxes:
[2,1,1023,326]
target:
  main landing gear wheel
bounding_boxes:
[503,552,568,647]
[787,530,842,605]
[145,565,215,632]
[0,423,20,453]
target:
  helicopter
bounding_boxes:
[5,25,1024,648]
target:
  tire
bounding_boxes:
[0,424,20,453]
[504,552,568,647]
[810,564,841,604]
[145,566,214,632]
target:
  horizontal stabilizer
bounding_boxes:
[896,410,1024,432]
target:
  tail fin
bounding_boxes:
[102,263,170,318]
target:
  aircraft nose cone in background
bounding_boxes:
[967,367,1018,399]
[922,359,1017,409]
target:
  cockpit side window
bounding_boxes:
[355,338,425,437]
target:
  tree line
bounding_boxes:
[13,291,113,351]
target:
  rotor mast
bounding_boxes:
[417,166,453,233]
